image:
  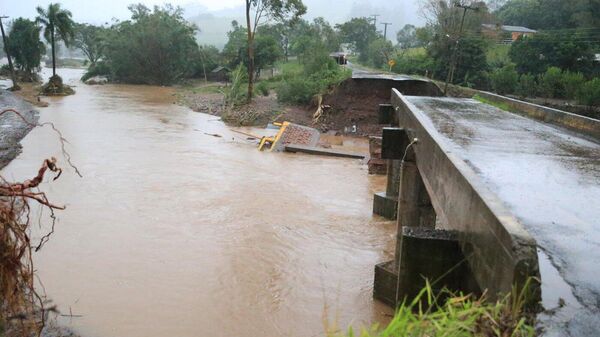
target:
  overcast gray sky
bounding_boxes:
[1,0,425,47]
[1,0,423,24]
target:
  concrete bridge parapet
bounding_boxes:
[373,89,541,308]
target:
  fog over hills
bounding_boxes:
[185,0,425,49]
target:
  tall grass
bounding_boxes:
[332,280,536,337]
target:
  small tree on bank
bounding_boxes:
[35,3,75,79]
[74,23,106,67]
[7,18,46,82]
[101,5,199,85]
[244,0,306,102]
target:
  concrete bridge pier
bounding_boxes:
[373,128,479,307]
[373,105,402,220]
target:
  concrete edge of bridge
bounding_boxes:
[373,88,541,310]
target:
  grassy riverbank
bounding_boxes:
[333,282,536,337]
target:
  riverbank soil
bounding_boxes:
[176,79,396,136]
[41,75,75,96]
[0,90,39,169]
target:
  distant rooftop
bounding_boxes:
[482,24,537,33]
[211,66,229,73]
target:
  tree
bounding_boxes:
[36,3,75,78]
[258,22,291,61]
[223,21,283,76]
[495,0,600,30]
[195,45,221,81]
[101,4,199,85]
[223,21,247,66]
[420,0,491,86]
[509,33,595,74]
[490,63,519,94]
[252,35,283,78]
[74,23,106,66]
[336,17,379,63]
[367,38,394,68]
[288,18,340,57]
[6,18,45,81]
[396,24,420,49]
[244,0,306,101]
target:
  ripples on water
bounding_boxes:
[1,68,395,337]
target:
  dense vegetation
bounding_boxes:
[4,0,599,108]
[6,18,45,81]
[97,5,199,85]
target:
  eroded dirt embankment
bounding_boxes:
[177,78,443,136]
[317,78,443,135]
[0,90,39,169]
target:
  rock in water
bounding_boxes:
[85,76,109,85]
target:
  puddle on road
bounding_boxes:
[1,68,395,337]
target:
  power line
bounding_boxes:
[0,15,20,91]
[381,22,392,40]
[444,3,479,94]
[370,14,380,28]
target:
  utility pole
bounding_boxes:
[370,14,380,28]
[0,16,20,91]
[443,3,478,95]
[381,22,392,40]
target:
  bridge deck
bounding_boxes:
[406,96,600,327]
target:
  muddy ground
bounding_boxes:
[0,90,39,169]
[175,79,418,136]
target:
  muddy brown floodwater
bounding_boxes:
[1,68,395,337]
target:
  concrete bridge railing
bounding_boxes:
[374,89,540,305]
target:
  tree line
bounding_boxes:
[4,0,599,107]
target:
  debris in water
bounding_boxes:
[258,122,320,152]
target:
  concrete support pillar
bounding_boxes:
[373,128,407,220]
[373,160,402,219]
[373,129,477,307]
[374,227,479,307]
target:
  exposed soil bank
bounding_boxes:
[0,90,39,169]
[177,78,443,136]
[318,78,443,135]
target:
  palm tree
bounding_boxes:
[36,3,75,79]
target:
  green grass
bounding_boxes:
[333,280,537,337]
[473,94,515,113]
[276,60,302,75]
[487,45,511,67]
[403,47,427,57]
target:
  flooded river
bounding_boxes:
[1,68,395,337]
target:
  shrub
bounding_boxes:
[518,74,538,98]
[276,77,319,104]
[562,71,585,100]
[539,67,564,98]
[276,50,351,105]
[81,61,111,82]
[256,81,270,97]
[391,52,434,77]
[576,78,600,107]
[490,64,519,95]
[223,64,248,107]
[335,280,537,337]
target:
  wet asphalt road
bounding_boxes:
[407,96,600,337]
